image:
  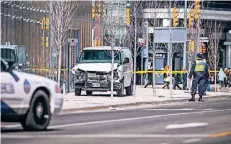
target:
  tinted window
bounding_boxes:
[1,48,16,62]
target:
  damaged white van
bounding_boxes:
[71,46,133,96]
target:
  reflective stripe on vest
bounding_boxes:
[195,59,206,72]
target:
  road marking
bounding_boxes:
[1,134,211,139]
[210,132,231,138]
[166,123,208,129]
[49,109,228,129]
[182,138,202,143]
[144,108,195,111]
[1,124,21,128]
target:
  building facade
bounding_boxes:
[132,1,231,74]
[1,1,93,72]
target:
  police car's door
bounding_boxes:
[1,60,23,114]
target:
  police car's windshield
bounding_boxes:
[79,50,121,63]
[1,48,16,62]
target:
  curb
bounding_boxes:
[61,95,231,114]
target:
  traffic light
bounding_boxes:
[188,40,195,52]
[126,8,130,25]
[194,0,201,20]
[188,11,193,28]
[172,7,179,27]
[92,6,95,19]
[41,17,45,30]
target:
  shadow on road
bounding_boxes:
[1,128,60,133]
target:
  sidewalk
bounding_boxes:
[61,86,230,113]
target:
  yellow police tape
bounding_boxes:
[29,68,218,74]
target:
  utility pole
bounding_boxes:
[168,1,173,98]
[133,3,137,97]
[152,8,156,97]
[183,0,187,69]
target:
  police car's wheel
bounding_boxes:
[116,82,124,97]
[75,88,81,96]
[21,90,51,131]
[125,79,133,96]
[86,91,93,96]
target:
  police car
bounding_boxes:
[1,58,63,130]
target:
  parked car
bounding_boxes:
[0,45,30,72]
[71,46,133,96]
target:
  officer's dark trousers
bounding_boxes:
[191,72,208,97]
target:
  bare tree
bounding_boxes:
[204,20,224,71]
[49,1,75,86]
[204,20,224,92]
[100,1,129,97]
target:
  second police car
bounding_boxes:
[1,58,63,131]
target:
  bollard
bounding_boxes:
[62,82,66,94]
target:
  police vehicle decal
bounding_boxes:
[23,79,31,94]
[1,100,17,114]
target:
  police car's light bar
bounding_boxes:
[55,85,61,93]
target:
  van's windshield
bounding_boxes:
[79,50,121,63]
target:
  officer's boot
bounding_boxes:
[198,95,203,101]
[189,95,195,102]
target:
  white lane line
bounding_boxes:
[1,134,211,139]
[166,123,208,129]
[49,109,228,129]
[182,138,202,143]
[144,108,195,111]
[1,124,21,128]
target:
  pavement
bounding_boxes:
[61,85,230,113]
[1,98,231,144]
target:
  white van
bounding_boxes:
[71,46,133,96]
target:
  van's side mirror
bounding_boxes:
[76,57,80,63]
[123,58,129,64]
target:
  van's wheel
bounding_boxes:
[116,82,124,97]
[21,90,51,131]
[75,88,81,96]
[86,91,93,96]
[126,79,133,96]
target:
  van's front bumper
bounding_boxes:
[75,80,122,91]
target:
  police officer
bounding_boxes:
[188,53,209,101]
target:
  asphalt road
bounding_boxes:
[1,98,231,144]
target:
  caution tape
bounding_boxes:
[29,68,219,74]
[135,70,218,74]
[29,68,71,71]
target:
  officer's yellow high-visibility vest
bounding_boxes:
[194,59,206,72]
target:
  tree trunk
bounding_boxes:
[57,44,62,87]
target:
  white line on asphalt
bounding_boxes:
[182,138,202,143]
[143,108,195,111]
[1,124,21,128]
[49,109,229,129]
[166,123,208,129]
[1,134,211,139]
